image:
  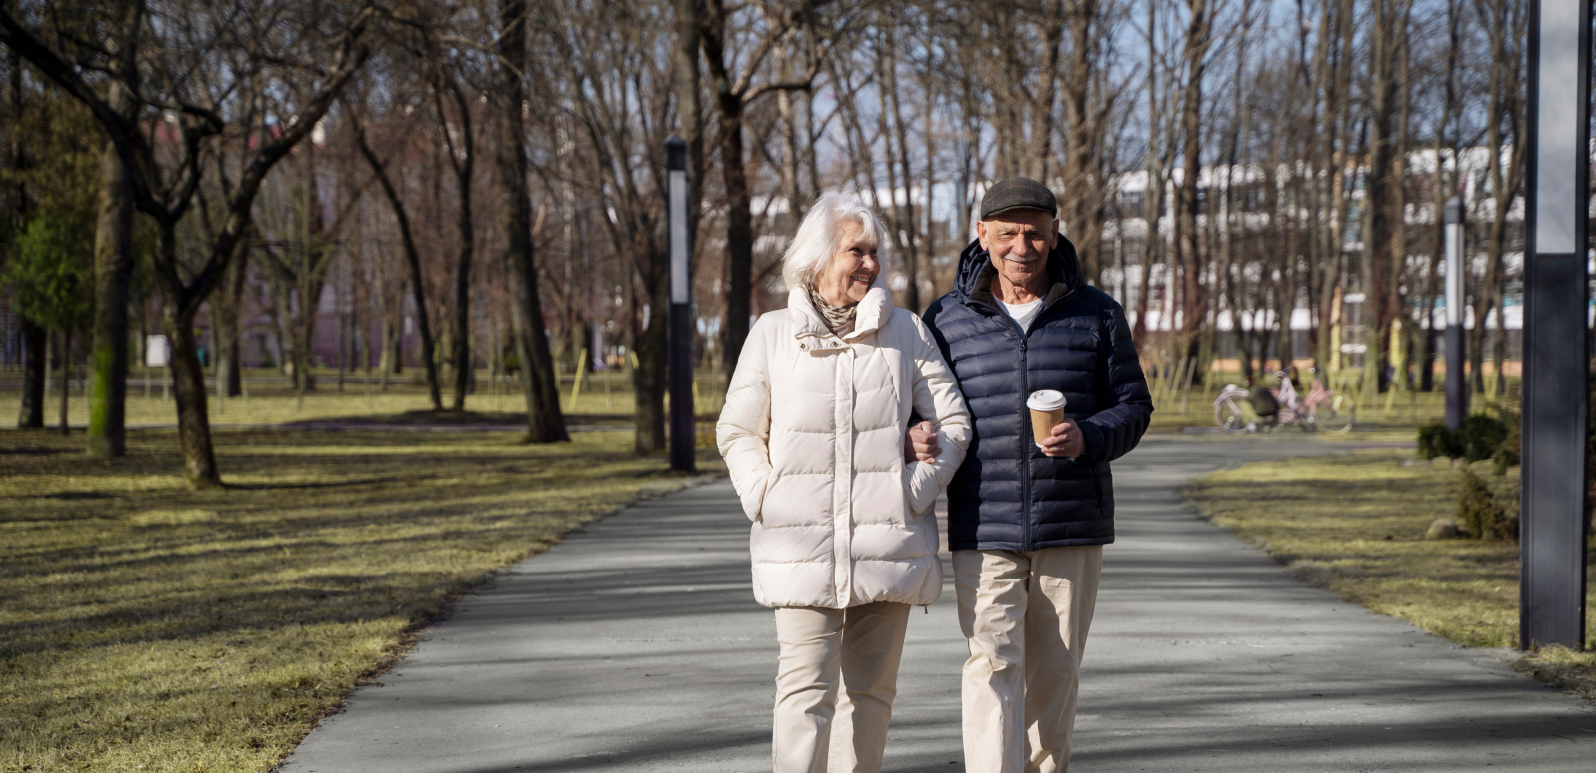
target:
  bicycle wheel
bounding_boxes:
[1315,392,1355,432]
[1215,398,1250,433]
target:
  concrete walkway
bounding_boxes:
[279,437,1594,773]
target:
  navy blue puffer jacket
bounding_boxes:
[922,236,1153,551]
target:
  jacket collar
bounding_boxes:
[787,277,893,350]
[952,235,1084,314]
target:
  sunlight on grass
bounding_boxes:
[1184,451,1594,701]
[0,427,724,772]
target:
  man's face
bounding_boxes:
[976,210,1059,293]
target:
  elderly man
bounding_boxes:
[913,177,1153,773]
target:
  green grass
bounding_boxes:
[0,427,724,772]
[1184,451,1595,701]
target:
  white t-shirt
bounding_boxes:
[996,297,1044,332]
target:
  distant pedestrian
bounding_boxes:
[718,195,972,773]
[911,177,1153,772]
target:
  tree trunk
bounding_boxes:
[148,223,221,488]
[1361,0,1408,394]
[450,211,473,412]
[1061,0,1100,282]
[355,127,443,411]
[292,266,330,398]
[57,330,69,435]
[497,0,568,442]
[633,259,669,453]
[1176,0,1210,339]
[166,305,221,489]
[87,81,136,458]
[18,318,45,428]
[222,248,247,397]
[881,27,920,311]
[702,1,753,378]
[443,83,476,412]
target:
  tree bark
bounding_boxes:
[1175,0,1210,341]
[86,78,135,458]
[436,82,476,411]
[220,246,248,397]
[881,27,921,311]
[18,317,45,428]
[57,330,69,435]
[150,224,221,487]
[355,126,443,411]
[701,0,753,377]
[633,248,669,453]
[1061,0,1100,282]
[1360,0,1409,394]
[497,0,568,442]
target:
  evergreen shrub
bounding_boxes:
[1457,468,1518,542]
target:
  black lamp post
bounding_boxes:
[1520,0,1590,650]
[1444,197,1467,432]
[666,136,696,473]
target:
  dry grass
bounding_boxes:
[1184,451,1594,701]
[1144,377,1479,435]
[0,366,731,428]
[0,427,724,772]
[1512,646,1596,703]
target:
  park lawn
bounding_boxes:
[0,427,724,773]
[1184,451,1596,702]
[1141,375,1475,435]
[0,366,728,429]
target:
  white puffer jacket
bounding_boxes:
[717,281,971,609]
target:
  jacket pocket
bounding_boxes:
[740,470,777,523]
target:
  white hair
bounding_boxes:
[781,194,891,291]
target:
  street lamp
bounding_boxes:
[1520,0,1590,650]
[666,136,695,473]
[1444,197,1466,432]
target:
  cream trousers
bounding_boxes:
[772,601,911,773]
[954,546,1103,773]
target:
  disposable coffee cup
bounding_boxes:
[1027,390,1067,450]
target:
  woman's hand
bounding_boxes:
[903,420,940,462]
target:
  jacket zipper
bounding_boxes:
[1013,316,1032,553]
[978,286,1074,554]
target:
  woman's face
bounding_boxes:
[816,219,879,307]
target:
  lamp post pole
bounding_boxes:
[1520,0,1590,650]
[1444,197,1467,432]
[666,136,696,473]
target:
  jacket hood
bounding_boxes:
[952,233,1085,305]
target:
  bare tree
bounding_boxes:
[699,0,823,374]
[354,111,445,411]
[496,0,567,442]
[2,0,378,487]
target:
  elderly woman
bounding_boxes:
[718,195,971,773]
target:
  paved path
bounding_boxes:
[279,437,1594,773]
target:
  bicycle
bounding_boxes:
[1213,369,1355,433]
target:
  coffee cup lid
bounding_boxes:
[1027,390,1066,412]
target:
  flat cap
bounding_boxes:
[980,177,1057,220]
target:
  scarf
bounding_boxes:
[807,286,858,337]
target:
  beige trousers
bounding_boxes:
[954,546,1103,773]
[772,601,911,773]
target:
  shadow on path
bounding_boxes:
[279,438,1593,773]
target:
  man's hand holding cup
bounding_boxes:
[1040,418,1085,458]
[1028,389,1084,458]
